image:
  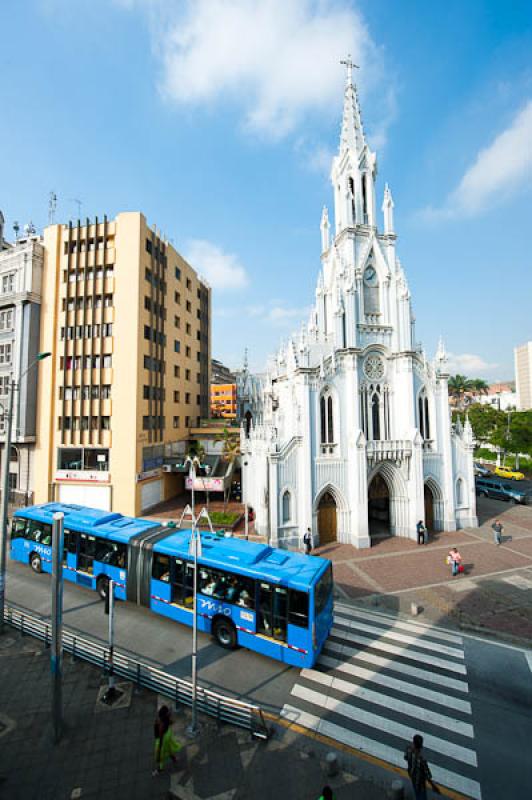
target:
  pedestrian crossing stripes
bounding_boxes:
[281,604,482,799]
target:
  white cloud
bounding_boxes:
[122,0,383,139]
[421,100,532,219]
[185,239,248,290]
[446,352,499,375]
[245,302,308,325]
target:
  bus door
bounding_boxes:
[257,582,287,642]
[63,528,78,583]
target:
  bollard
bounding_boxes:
[325,752,339,777]
[389,778,405,799]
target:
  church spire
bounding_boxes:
[339,56,365,156]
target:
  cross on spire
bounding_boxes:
[340,55,359,86]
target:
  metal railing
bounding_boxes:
[3,602,269,740]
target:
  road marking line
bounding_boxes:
[317,654,472,713]
[323,640,469,692]
[299,669,474,737]
[525,652,532,673]
[330,627,468,674]
[334,603,464,644]
[289,686,477,765]
[334,614,465,659]
[281,705,481,798]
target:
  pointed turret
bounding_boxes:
[339,61,366,157]
[320,206,330,253]
[382,183,395,234]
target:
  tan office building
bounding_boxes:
[34,212,211,515]
[514,341,532,410]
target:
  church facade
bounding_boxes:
[241,66,478,549]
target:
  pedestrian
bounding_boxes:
[404,734,439,799]
[416,520,426,545]
[317,787,334,800]
[152,705,181,776]
[446,547,462,577]
[303,527,312,555]
[491,518,503,546]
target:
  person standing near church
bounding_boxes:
[416,520,426,545]
[303,528,312,555]
[491,519,503,546]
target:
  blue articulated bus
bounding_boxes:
[10,503,334,668]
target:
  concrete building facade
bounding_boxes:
[34,212,211,515]
[241,67,477,549]
[514,342,532,410]
[0,213,44,504]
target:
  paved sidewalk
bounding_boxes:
[315,497,532,644]
[0,633,415,800]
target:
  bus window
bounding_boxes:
[78,534,97,574]
[153,553,170,582]
[258,583,287,642]
[11,518,28,540]
[315,565,333,616]
[95,540,126,568]
[171,558,185,605]
[199,568,227,599]
[233,576,255,609]
[27,520,52,545]
[183,563,194,607]
[288,590,309,628]
[63,528,77,563]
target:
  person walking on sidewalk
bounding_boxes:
[152,705,181,776]
[317,787,334,800]
[416,520,426,545]
[303,527,312,555]
[447,547,462,577]
[404,734,439,800]
[491,519,504,546]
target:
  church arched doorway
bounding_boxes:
[424,484,435,531]
[244,411,252,437]
[368,473,391,541]
[317,491,337,545]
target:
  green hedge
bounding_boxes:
[208,511,241,526]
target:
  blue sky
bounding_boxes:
[1,0,531,379]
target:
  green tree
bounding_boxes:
[463,403,505,447]
[448,374,474,409]
[216,427,240,510]
[470,379,489,395]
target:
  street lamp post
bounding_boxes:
[182,454,202,738]
[0,351,51,633]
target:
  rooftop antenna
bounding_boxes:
[69,197,82,219]
[48,191,57,225]
[13,221,20,240]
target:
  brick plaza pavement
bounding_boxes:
[315,497,532,643]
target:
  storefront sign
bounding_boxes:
[55,470,110,483]
[136,468,162,483]
[185,476,224,492]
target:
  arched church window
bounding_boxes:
[371,391,381,441]
[362,174,368,224]
[348,177,355,223]
[282,490,291,523]
[456,478,464,506]
[320,390,336,451]
[418,389,431,441]
[363,259,380,315]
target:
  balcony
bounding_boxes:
[366,439,412,466]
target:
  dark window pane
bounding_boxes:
[288,590,309,628]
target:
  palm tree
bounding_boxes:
[470,378,489,398]
[216,427,240,510]
[448,374,474,409]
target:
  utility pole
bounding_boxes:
[102,580,118,703]
[51,511,65,743]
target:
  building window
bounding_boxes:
[456,478,464,506]
[174,390,180,402]
[174,340,180,353]
[185,346,191,357]
[418,389,431,440]
[185,416,190,427]
[186,300,192,312]
[282,490,291,523]
[0,375,10,395]
[173,416,180,428]
[174,365,180,378]
[175,267,181,280]
[101,416,111,430]
[319,391,335,445]
[174,315,180,328]
[186,322,191,334]
[0,309,13,330]
[0,343,12,365]
[185,392,190,404]
[185,368,190,380]
[1,273,15,294]
[175,291,181,304]
[186,278,191,290]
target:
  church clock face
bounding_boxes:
[364,354,385,380]
[363,265,378,287]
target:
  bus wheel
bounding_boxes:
[30,553,42,574]
[212,617,237,650]
[97,577,109,601]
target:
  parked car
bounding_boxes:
[474,462,492,477]
[494,465,525,481]
[475,477,531,503]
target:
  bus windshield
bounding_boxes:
[315,564,332,616]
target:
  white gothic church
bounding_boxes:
[241,65,478,550]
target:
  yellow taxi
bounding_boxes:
[494,465,525,480]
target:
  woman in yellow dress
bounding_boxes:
[153,705,181,775]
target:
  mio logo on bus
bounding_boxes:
[199,598,232,616]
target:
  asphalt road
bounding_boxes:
[6,558,532,798]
